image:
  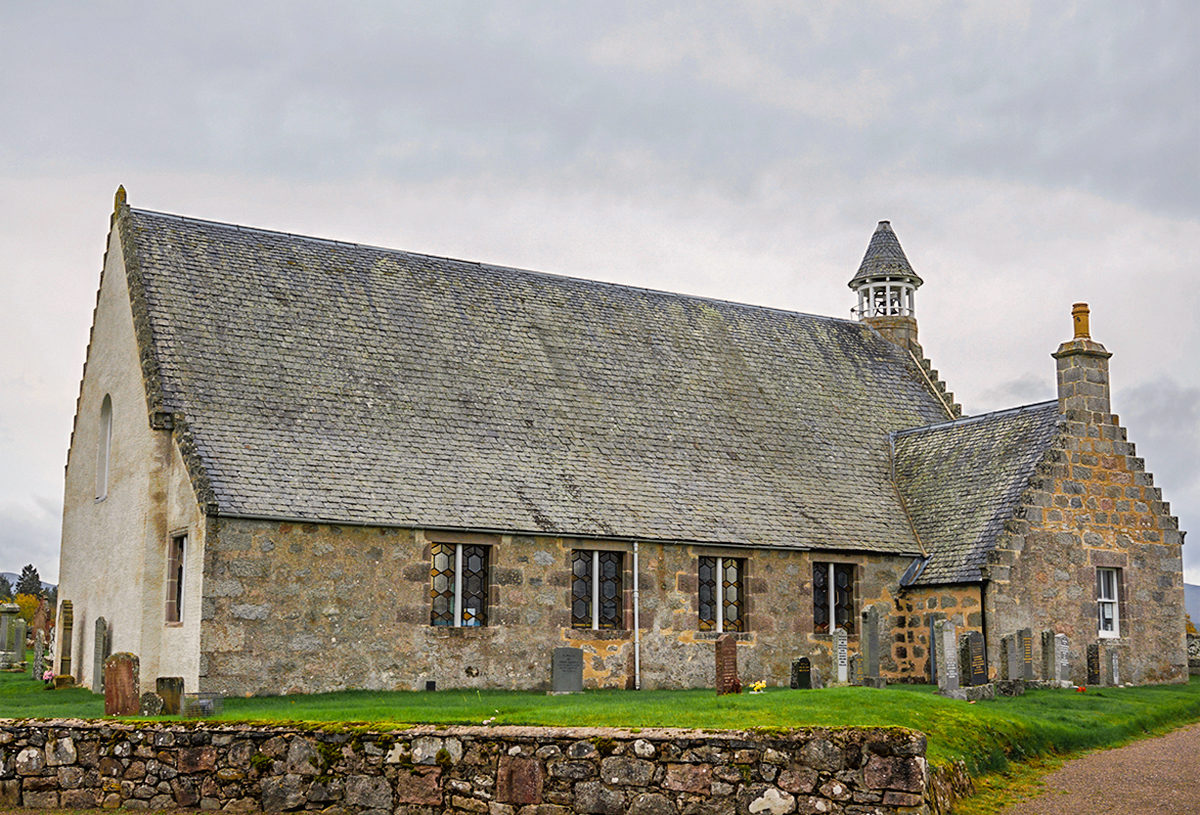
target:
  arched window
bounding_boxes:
[96,394,112,499]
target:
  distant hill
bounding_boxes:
[0,572,56,594]
[1187,583,1200,628]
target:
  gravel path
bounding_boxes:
[1000,721,1200,814]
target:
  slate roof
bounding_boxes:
[848,221,923,288]
[116,204,956,552]
[892,400,1063,585]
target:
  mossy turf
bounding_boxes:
[5,659,1198,776]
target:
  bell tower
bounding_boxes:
[849,220,923,351]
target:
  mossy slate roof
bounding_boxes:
[121,206,960,552]
[893,401,1062,585]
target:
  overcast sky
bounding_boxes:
[2,1,1197,584]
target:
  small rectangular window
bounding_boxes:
[431,543,489,627]
[165,534,185,623]
[698,556,744,632]
[813,562,855,634]
[571,550,623,629]
[1097,567,1120,638]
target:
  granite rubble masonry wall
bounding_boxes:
[201,517,916,694]
[891,586,983,682]
[982,324,1187,685]
[0,720,947,814]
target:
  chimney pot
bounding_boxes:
[1072,302,1090,339]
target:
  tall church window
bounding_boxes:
[813,562,855,634]
[430,543,489,627]
[699,556,744,632]
[571,550,623,629]
[96,394,113,500]
[1097,567,1121,638]
[165,533,186,623]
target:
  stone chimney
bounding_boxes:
[1052,302,1111,418]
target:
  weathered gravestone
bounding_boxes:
[104,652,140,716]
[1107,649,1120,686]
[928,616,940,683]
[860,607,887,688]
[1086,643,1101,685]
[13,620,26,665]
[30,597,50,643]
[1041,631,1057,681]
[1001,634,1020,680]
[833,628,848,683]
[33,631,46,680]
[715,633,741,695]
[791,657,812,689]
[93,617,109,693]
[1055,634,1070,683]
[1019,628,1034,680]
[934,620,959,693]
[0,604,17,668]
[59,601,74,677]
[848,653,861,686]
[960,631,987,686]
[139,692,164,716]
[157,676,184,714]
[550,647,583,694]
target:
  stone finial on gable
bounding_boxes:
[1052,302,1112,419]
[114,185,127,213]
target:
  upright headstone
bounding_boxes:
[13,620,26,661]
[30,598,50,643]
[104,652,140,716]
[961,631,987,686]
[1086,643,1101,685]
[1055,634,1070,683]
[59,601,74,677]
[715,633,741,695]
[139,692,165,716]
[791,657,812,690]
[1001,635,1019,680]
[157,676,184,714]
[1019,628,1034,680]
[934,620,959,693]
[833,628,848,684]
[928,616,940,683]
[848,653,861,686]
[863,607,881,678]
[550,647,583,694]
[93,617,109,693]
[1041,631,1056,681]
[33,631,46,680]
[0,604,17,667]
[1107,650,1120,686]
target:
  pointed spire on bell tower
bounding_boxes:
[849,220,923,351]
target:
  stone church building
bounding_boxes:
[56,189,1188,695]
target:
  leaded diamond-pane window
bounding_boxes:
[430,544,456,626]
[813,562,854,635]
[430,542,490,627]
[571,550,623,629]
[698,557,717,631]
[699,556,743,632]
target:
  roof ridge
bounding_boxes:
[128,206,859,328]
[892,399,1059,439]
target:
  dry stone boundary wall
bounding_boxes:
[0,719,962,814]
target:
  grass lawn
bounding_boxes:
[5,656,1199,777]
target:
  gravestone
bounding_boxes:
[961,631,987,686]
[104,652,140,716]
[1086,643,1101,685]
[139,692,165,716]
[863,607,881,678]
[93,617,109,693]
[715,633,741,695]
[928,616,940,683]
[1107,650,1120,686]
[59,601,74,677]
[33,631,46,680]
[1001,635,1019,681]
[810,664,824,690]
[13,620,26,664]
[833,628,848,683]
[1055,634,1070,683]
[550,647,583,694]
[1040,631,1056,681]
[1018,628,1034,680]
[30,597,50,643]
[157,676,184,714]
[934,620,959,693]
[790,657,811,690]
[0,604,17,668]
[848,653,861,686]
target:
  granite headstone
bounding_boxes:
[551,647,583,694]
[1107,649,1120,686]
[93,617,109,693]
[791,657,812,690]
[960,631,987,686]
[833,628,848,684]
[1019,628,1034,680]
[934,620,959,693]
[1086,643,1101,685]
[1055,634,1070,683]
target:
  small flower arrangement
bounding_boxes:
[749,680,766,694]
[42,669,55,688]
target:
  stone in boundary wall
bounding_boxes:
[0,719,959,814]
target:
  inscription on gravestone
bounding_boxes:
[93,617,109,693]
[59,601,74,677]
[551,647,583,694]
[1055,634,1070,683]
[1019,628,1034,680]
[935,620,959,693]
[104,652,140,716]
[963,631,987,686]
[791,657,811,690]
[715,633,741,695]
[1107,650,1120,686]
[1086,643,1101,685]
[833,628,848,684]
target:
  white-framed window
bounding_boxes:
[165,533,186,623]
[571,550,623,630]
[813,562,855,634]
[698,556,744,632]
[96,394,113,500]
[430,542,489,627]
[1097,567,1120,638]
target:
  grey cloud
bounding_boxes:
[0,499,60,584]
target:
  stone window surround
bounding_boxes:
[698,554,746,633]
[164,528,187,626]
[570,548,624,631]
[1097,566,1122,639]
[96,393,113,501]
[426,531,499,629]
[813,561,856,636]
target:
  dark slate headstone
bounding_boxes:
[104,652,140,716]
[59,601,74,677]
[93,617,109,694]
[551,647,583,694]
[962,632,987,686]
[1019,628,1034,680]
[157,676,184,715]
[715,633,741,695]
[790,657,812,690]
[1086,643,1101,685]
